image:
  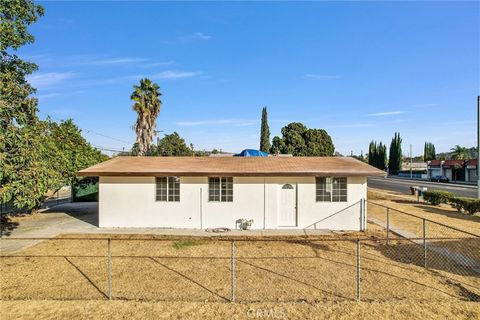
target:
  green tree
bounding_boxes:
[0,0,45,209]
[269,122,334,156]
[259,106,270,153]
[368,141,387,170]
[424,142,436,161]
[151,132,193,156]
[131,78,162,156]
[450,145,468,160]
[388,132,403,172]
[0,1,108,211]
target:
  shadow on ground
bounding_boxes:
[43,202,99,227]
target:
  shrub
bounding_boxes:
[449,197,480,215]
[423,190,454,206]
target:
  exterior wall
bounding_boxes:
[99,176,367,230]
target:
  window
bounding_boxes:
[156,177,180,202]
[316,177,347,202]
[332,177,347,202]
[209,177,233,202]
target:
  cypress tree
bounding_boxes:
[259,106,271,153]
[388,132,403,172]
[424,142,436,161]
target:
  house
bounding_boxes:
[427,159,478,182]
[78,156,385,230]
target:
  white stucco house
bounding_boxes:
[78,156,385,230]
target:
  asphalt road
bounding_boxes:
[368,177,478,198]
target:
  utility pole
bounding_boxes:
[410,144,413,179]
[477,96,479,199]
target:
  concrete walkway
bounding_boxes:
[0,202,332,254]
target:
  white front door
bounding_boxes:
[279,184,297,227]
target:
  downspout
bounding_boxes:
[263,177,266,229]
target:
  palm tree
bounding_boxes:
[131,78,162,156]
[450,145,468,160]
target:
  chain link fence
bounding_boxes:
[1,235,478,302]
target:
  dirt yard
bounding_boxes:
[1,300,479,320]
[1,234,479,304]
[368,188,480,236]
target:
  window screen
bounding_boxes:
[316,177,347,202]
[332,177,347,202]
[209,177,233,202]
[315,177,332,202]
[156,177,180,202]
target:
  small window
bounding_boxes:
[156,177,180,202]
[316,177,332,202]
[316,177,347,202]
[209,177,233,202]
[332,177,347,202]
[282,184,294,190]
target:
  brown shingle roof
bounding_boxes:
[78,156,386,177]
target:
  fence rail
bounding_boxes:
[1,236,478,303]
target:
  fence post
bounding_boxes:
[108,238,112,300]
[356,239,361,301]
[231,240,235,302]
[423,219,427,269]
[386,208,390,245]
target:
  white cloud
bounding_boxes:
[368,111,406,117]
[86,57,147,65]
[176,119,258,127]
[192,32,212,40]
[27,72,76,89]
[153,70,201,79]
[303,74,341,80]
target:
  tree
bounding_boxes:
[269,122,334,156]
[131,78,162,156]
[0,1,108,211]
[388,132,403,172]
[368,141,387,170]
[1,0,46,210]
[151,132,193,156]
[450,145,468,160]
[259,106,270,153]
[424,142,436,161]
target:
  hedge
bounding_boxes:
[423,190,480,215]
[449,197,480,215]
[422,190,454,206]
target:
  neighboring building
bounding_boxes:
[466,159,478,183]
[398,161,428,179]
[427,159,478,182]
[78,157,385,230]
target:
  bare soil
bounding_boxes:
[1,300,479,320]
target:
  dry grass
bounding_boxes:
[368,188,480,236]
[1,235,478,303]
[1,300,479,320]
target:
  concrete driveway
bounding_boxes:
[0,202,98,253]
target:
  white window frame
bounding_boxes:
[155,176,180,202]
[316,177,347,202]
[208,177,233,202]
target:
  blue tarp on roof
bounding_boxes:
[234,149,269,157]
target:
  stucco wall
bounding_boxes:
[99,176,367,230]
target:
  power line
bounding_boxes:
[38,110,133,146]
[92,145,126,153]
[85,129,133,145]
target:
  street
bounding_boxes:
[368,177,478,198]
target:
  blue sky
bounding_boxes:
[20,1,479,156]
